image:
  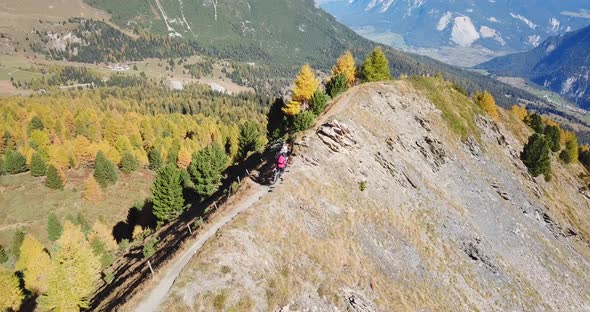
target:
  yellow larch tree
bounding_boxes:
[0,267,23,311]
[38,221,100,312]
[83,175,103,203]
[292,64,319,104]
[16,234,52,294]
[474,91,499,120]
[90,221,118,251]
[510,105,528,121]
[281,101,302,117]
[177,145,192,169]
[332,50,356,87]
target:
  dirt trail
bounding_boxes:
[134,181,270,312]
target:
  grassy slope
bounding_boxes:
[0,169,154,247]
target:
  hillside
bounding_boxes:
[478,25,590,109]
[320,0,590,66]
[157,79,590,310]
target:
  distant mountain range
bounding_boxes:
[478,25,590,109]
[319,0,590,66]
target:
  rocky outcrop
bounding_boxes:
[162,81,590,311]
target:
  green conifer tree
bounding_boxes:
[94,151,117,188]
[30,116,44,131]
[238,121,261,160]
[361,47,391,82]
[47,212,63,241]
[521,133,551,178]
[0,245,8,264]
[45,165,64,190]
[152,164,185,223]
[327,74,348,98]
[4,150,27,174]
[30,152,47,177]
[188,144,229,198]
[11,229,25,260]
[120,152,139,174]
[311,90,329,116]
[525,113,545,133]
[544,125,561,153]
[148,148,163,170]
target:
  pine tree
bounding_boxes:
[544,125,561,153]
[45,165,64,190]
[526,113,545,133]
[0,267,23,311]
[120,152,139,173]
[30,152,47,177]
[83,176,103,203]
[361,47,391,82]
[311,90,329,115]
[47,212,63,241]
[188,144,229,198]
[148,148,163,170]
[474,91,499,120]
[38,222,100,311]
[176,146,192,170]
[521,133,551,178]
[4,150,27,174]
[0,156,5,176]
[152,164,185,223]
[16,234,51,294]
[327,74,348,98]
[94,150,117,188]
[238,121,261,160]
[30,116,44,131]
[332,50,356,87]
[0,245,7,264]
[281,100,301,116]
[293,111,316,132]
[292,64,319,104]
[11,229,25,260]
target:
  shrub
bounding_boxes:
[473,91,499,120]
[142,237,158,258]
[120,152,139,173]
[292,111,316,132]
[359,181,367,192]
[0,245,7,264]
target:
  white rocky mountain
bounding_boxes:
[319,0,590,66]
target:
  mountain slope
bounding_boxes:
[320,0,590,66]
[84,0,368,67]
[478,25,590,109]
[159,79,590,311]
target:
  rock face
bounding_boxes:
[162,81,590,311]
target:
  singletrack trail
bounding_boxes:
[135,181,270,312]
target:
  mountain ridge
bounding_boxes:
[157,78,590,311]
[478,25,590,109]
